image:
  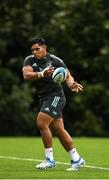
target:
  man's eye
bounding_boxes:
[32,48,40,51]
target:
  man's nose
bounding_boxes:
[33,49,37,54]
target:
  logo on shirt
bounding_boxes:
[46,62,52,67]
[52,111,57,115]
[44,107,50,112]
[32,63,37,67]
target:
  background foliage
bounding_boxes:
[0,0,109,136]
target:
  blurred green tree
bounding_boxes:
[0,0,109,136]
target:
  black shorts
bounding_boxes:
[39,94,66,119]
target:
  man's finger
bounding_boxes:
[77,84,83,88]
[78,87,83,91]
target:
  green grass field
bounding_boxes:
[0,137,109,179]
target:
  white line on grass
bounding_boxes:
[0,155,109,171]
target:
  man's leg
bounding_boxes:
[36,112,56,169]
[37,112,53,148]
[51,118,85,170]
[51,118,74,151]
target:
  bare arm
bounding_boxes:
[66,69,75,85]
[66,69,83,92]
[22,66,54,80]
[22,66,39,80]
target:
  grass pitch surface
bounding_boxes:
[0,137,109,179]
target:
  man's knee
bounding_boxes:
[52,118,64,133]
[53,123,63,135]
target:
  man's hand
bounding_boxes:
[37,67,54,78]
[68,81,83,93]
[43,67,55,77]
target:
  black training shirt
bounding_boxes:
[23,53,67,99]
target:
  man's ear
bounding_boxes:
[43,45,47,50]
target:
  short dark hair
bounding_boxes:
[30,37,46,47]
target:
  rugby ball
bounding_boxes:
[52,67,67,84]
